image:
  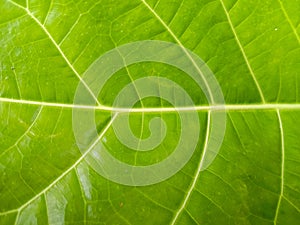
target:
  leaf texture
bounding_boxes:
[0,0,300,224]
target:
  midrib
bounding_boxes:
[1,97,300,112]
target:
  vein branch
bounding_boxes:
[170,111,212,225]
[274,109,285,224]
[141,0,215,104]
[283,196,300,213]
[0,113,118,216]
[7,0,101,106]
[277,0,300,43]
[218,0,266,103]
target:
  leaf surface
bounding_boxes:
[0,0,300,224]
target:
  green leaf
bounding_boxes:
[1,0,300,224]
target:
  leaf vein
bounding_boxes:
[218,0,266,103]
[277,0,300,44]
[274,109,285,224]
[169,111,211,225]
[7,0,100,106]
[0,113,118,216]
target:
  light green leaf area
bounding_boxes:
[0,0,300,224]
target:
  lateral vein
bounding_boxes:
[277,0,300,43]
[0,113,118,216]
[274,109,285,224]
[7,0,100,106]
[141,0,215,104]
[219,0,266,103]
[170,111,212,225]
